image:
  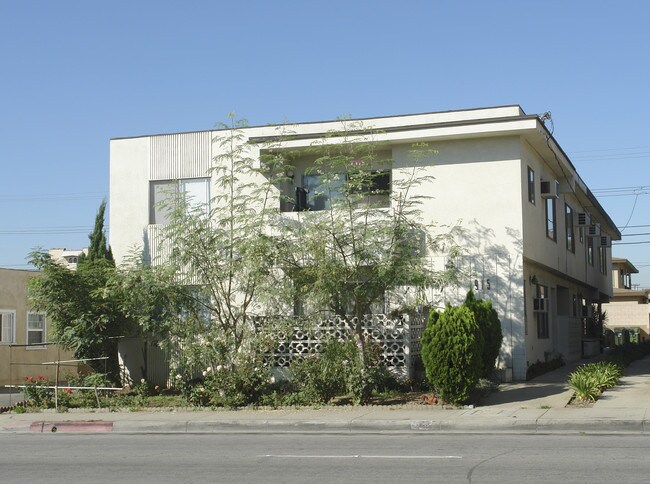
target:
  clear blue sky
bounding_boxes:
[1,1,649,285]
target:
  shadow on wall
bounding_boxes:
[440,220,524,377]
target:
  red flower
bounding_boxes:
[64,388,73,394]
[26,376,34,382]
[37,375,43,380]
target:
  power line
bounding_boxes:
[0,225,96,235]
[0,192,105,202]
[592,185,650,193]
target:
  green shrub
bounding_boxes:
[201,360,271,408]
[589,361,622,389]
[421,305,483,404]
[290,337,352,403]
[526,356,564,380]
[289,336,392,405]
[568,370,600,402]
[464,290,503,378]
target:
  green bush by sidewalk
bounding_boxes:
[421,304,483,404]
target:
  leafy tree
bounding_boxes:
[151,116,459,401]
[28,250,127,380]
[157,114,290,377]
[28,203,179,381]
[421,305,483,403]
[464,290,503,378]
[276,120,459,369]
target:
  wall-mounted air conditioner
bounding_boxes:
[533,298,546,312]
[540,179,560,199]
[575,212,591,227]
[600,235,612,247]
[587,223,601,237]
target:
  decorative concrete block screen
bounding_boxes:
[273,314,425,380]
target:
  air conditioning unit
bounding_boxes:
[587,223,601,237]
[600,235,612,247]
[575,212,591,227]
[533,298,546,312]
[540,179,560,199]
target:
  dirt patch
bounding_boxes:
[566,396,595,408]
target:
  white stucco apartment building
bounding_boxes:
[109,105,619,381]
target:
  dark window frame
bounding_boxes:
[545,198,557,241]
[565,203,575,253]
[527,167,535,205]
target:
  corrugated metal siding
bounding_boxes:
[150,132,212,180]
[146,225,171,265]
[146,343,171,387]
[147,224,201,285]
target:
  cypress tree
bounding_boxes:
[79,200,114,265]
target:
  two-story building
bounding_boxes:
[0,268,75,386]
[109,105,620,381]
[602,258,649,342]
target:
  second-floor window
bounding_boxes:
[150,178,210,225]
[599,246,607,275]
[587,237,594,266]
[546,198,556,241]
[303,173,346,211]
[565,203,575,253]
[296,170,391,212]
[527,167,535,204]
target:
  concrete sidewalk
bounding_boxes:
[1,355,649,435]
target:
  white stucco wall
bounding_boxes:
[109,137,150,264]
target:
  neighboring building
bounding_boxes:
[109,105,620,381]
[48,247,88,270]
[602,258,650,342]
[0,268,75,386]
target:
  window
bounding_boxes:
[599,246,607,275]
[27,313,46,346]
[303,173,345,211]
[0,311,16,343]
[587,237,594,266]
[150,177,210,224]
[292,170,391,212]
[534,284,549,339]
[527,167,535,204]
[545,198,556,241]
[565,204,575,253]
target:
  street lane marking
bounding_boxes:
[261,455,462,459]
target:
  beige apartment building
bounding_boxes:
[603,258,650,342]
[0,268,74,386]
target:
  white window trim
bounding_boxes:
[26,312,46,349]
[0,309,16,344]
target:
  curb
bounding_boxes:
[5,418,640,434]
[29,420,114,433]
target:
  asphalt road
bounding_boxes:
[2,433,650,483]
